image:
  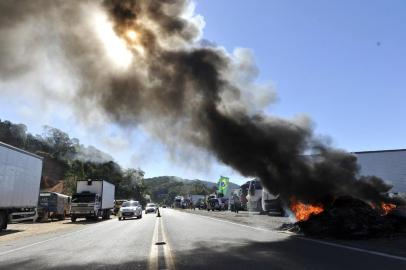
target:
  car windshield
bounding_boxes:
[122,201,139,207]
[71,194,95,203]
[147,203,156,207]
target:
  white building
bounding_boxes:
[354,149,406,193]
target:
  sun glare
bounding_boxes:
[93,12,133,69]
[126,30,138,41]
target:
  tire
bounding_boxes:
[57,212,65,221]
[280,208,286,217]
[0,211,7,230]
[102,210,109,220]
[123,217,126,220]
[71,216,77,222]
[138,214,142,219]
[118,217,122,221]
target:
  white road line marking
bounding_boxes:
[180,210,406,261]
[0,219,114,257]
[148,218,159,270]
[160,217,176,270]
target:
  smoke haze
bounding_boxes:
[0,0,395,205]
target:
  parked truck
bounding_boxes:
[0,142,43,231]
[70,180,115,222]
[38,192,71,221]
[246,179,263,212]
[261,188,286,216]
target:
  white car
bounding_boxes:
[145,203,157,214]
[118,201,142,220]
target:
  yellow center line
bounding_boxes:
[148,217,159,270]
[160,217,176,270]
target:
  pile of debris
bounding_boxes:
[282,196,406,239]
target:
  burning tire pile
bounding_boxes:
[283,196,406,239]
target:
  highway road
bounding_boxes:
[0,208,405,270]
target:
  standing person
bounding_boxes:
[233,194,240,214]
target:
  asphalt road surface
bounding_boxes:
[0,208,405,270]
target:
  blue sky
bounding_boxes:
[1,1,406,184]
[195,0,406,152]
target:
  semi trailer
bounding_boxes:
[0,142,43,231]
[70,179,115,222]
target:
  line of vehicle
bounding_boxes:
[179,210,406,262]
[0,220,113,257]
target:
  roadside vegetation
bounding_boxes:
[0,119,148,204]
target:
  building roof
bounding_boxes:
[353,149,406,154]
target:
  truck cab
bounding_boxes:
[71,191,101,221]
[246,179,263,212]
[261,188,285,216]
[70,180,115,222]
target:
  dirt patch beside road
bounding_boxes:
[0,216,114,243]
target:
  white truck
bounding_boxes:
[0,142,43,231]
[261,188,286,216]
[70,180,115,222]
[246,179,263,212]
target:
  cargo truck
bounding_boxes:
[0,142,43,231]
[245,179,263,212]
[38,192,71,221]
[261,188,286,216]
[70,179,115,222]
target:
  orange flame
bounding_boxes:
[290,198,324,221]
[381,202,396,215]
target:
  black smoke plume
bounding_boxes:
[0,0,397,207]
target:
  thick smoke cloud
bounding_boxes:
[0,0,396,206]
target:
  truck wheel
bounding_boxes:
[57,213,65,221]
[102,210,110,220]
[280,208,286,217]
[71,216,77,222]
[0,211,7,230]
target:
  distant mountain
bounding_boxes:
[144,176,240,203]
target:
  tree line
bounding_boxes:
[0,119,148,204]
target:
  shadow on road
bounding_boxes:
[1,237,405,270]
[0,229,23,237]
[61,219,111,225]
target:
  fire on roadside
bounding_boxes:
[381,202,396,215]
[290,198,324,221]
